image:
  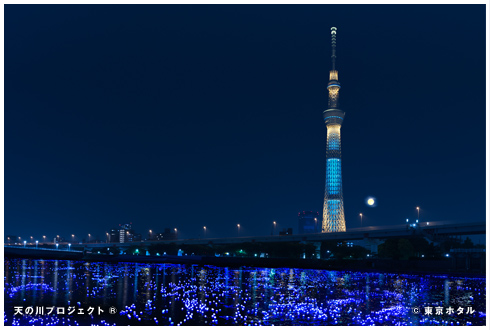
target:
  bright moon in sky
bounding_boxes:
[367,198,375,206]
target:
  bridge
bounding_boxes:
[11,221,483,250]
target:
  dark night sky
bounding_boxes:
[4,5,486,241]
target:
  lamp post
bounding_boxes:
[314,218,318,233]
[43,235,46,242]
[36,240,39,248]
[68,243,71,251]
[416,206,420,219]
[23,241,26,248]
[7,237,10,245]
[149,230,152,240]
[174,228,177,239]
[237,224,240,236]
[359,213,363,227]
[272,221,276,235]
[203,226,207,238]
[71,234,75,242]
[88,234,91,243]
[106,232,109,243]
[56,243,59,249]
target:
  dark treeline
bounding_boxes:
[90,241,320,259]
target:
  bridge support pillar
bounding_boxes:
[363,238,383,254]
[312,242,321,259]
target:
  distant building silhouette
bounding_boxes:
[156,228,178,241]
[279,228,293,236]
[298,211,320,234]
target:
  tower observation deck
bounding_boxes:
[322,27,346,233]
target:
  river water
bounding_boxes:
[3,258,486,326]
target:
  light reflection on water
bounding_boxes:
[4,258,486,326]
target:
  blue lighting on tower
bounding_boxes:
[326,158,341,194]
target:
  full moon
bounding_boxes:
[365,196,377,207]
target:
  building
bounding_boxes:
[156,228,178,241]
[109,228,119,243]
[279,228,293,236]
[132,233,142,242]
[118,223,132,243]
[298,211,320,234]
[322,27,346,233]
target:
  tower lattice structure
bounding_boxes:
[322,27,346,233]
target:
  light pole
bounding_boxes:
[359,213,363,227]
[68,243,71,251]
[149,230,152,240]
[56,243,59,249]
[71,234,75,242]
[106,232,109,243]
[237,224,240,236]
[23,241,26,248]
[203,226,207,238]
[7,237,10,245]
[88,234,91,243]
[43,235,46,242]
[36,240,39,248]
[314,218,318,233]
[272,221,276,235]
[174,228,177,239]
[416,206,420,219]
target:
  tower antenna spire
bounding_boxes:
[330,27,337,70]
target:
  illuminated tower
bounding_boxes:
[322,27,346,232]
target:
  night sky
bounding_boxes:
[5,5,486,241]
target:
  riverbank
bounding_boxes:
[4,246,485,277]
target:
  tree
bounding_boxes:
[378,239,400,259]
[397,239,414,260]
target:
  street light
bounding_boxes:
[272,221,276,235]
[359,213,363,226]
[237,224,240,236]
[88,234,91,243]
[68,243,71,251]
[314,218,318,232]
[36,240,39,248]
[43,235,46,242]
[203,226,207,237]
[56,243,59,249]
[149,230,152,240]
[416,206,420,219]
[23,241,26,248]
[406,218,409,223]
[106,232,109,243]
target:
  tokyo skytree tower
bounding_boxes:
[322,27,346,233]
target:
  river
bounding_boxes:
[4,258,485,326]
